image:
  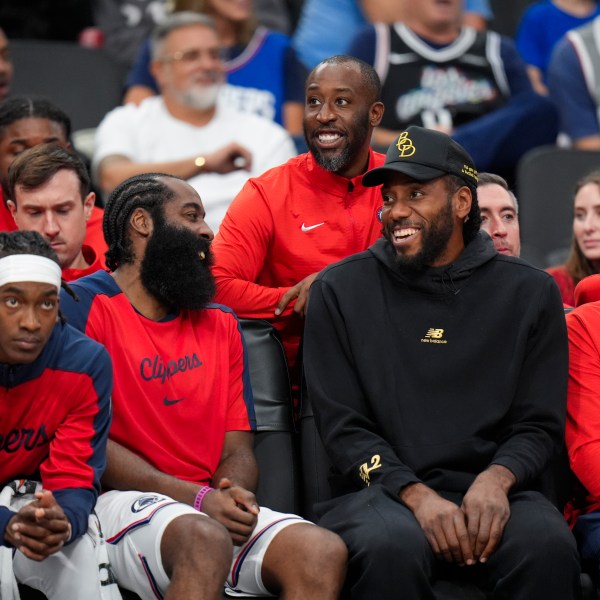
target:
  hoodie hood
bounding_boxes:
[369,231,497,296]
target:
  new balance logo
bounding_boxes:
[421,328,447,344]
[301,222,325,232]
[425,328,444,338]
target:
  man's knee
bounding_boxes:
[262,523,347,592]
[283,523,347,573]
[160,513,232,578]
[355,514,432,569]
[14,535,106,599]
[498,495,580,573]
[321,503,432,576]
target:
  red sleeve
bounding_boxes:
[566,307,600,498]
[212,179,291,318]
[546,266,575,307]
[0,190,17,232]
[84,206,108,269]
[40,344,112,494]
[41,375,103,490]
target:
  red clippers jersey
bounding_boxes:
[60,271,255,486]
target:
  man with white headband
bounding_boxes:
[0,230,116,599]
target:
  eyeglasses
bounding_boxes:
[160,47,223,64]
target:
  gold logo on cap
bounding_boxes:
[396,131,416,158]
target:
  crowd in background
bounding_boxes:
[3,1,600,599]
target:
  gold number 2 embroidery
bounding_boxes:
[359,454,382,485]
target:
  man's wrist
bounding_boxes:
[194,155,207,174]
[193,486,215,512]
[475,465,516,493]
[399,482,434,511]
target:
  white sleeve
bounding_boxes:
[250,122,297,177]
[91,105,140,178]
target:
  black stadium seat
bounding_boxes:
[239,318,300,515]
[9,39,126,133]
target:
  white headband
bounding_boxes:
[0,255,62,292]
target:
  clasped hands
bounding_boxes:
[200,478,260,546]
[5,490,71,561]
[404,470,512,566]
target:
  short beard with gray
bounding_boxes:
[177,83,222,110]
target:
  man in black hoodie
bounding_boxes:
[303,125,580,599]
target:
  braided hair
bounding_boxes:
[103,173,178,272]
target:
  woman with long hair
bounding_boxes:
[547,170,600,306]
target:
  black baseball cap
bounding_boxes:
[362,125,478,188]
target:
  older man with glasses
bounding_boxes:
[93,11,296,232]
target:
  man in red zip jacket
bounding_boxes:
[212,54,386,384]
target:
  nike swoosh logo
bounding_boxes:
[163,396,186,406]
[301,222,325,232]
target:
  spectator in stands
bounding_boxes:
[6,144,104,282]
[516,0,600,95]
[92,0,294,69]
[0,96,107,265]
[548,14,600,148]
[123,0,307,135]
[477,172,521,257]
[303,125,580,599]
[292,0,493,72]
[0,230,115,599]
[565,281,600,597]
[211,54,385,384]
[348,0,558,177]
[59,172,348,600]
[94,12,296,232]
[547,170,600,306]
[0,28,12,101]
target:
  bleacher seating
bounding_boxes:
[9,39,126,133]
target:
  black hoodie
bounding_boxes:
[304,232,568,498]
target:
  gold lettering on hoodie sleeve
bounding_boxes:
[359,454,382,485]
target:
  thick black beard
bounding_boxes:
[386,199,455,272]
[140,217,215,311]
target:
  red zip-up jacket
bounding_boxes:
[212,149,385,371]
